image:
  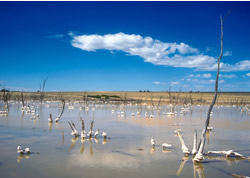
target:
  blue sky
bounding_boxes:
[0,1,249,92]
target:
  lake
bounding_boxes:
[0,101,249,178]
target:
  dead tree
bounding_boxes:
[39,77,48,103]
[168,87,181,114]
[193,15,224,162]
[0,84,11,111]
[21,91,25,108]
[55,99,65,122]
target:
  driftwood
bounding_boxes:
[232,174,250,178]
[206,150,250,160]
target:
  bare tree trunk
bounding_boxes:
[40,77,48,103]
[21,91,25,108]
[55,99,65,122]
[194,16,224,162]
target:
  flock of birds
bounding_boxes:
[151,138,172,151]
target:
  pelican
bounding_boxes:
[17,146,24,154]
[207,126,213,131]
[25,148,30,154]
[87,130,94,137]
[102,132,107,139]
[48,114,53,123]
[162,143,172,149]
[17,146,30,154]
[94,129,99,138]
[81,130,86,138]
[151,138,156,147]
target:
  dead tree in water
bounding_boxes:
[21,91,25,108]
[193,15,224,162]
[55,99,65,122]
[0,84,11,112]
[39,77,48,103]
[168,87,181,114]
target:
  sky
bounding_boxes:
[0,1,249,92]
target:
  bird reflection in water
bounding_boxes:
[151,147,156,154]
[17,154,30,164]
[69,135,109,155]
[94,138,99,144]
[102,138,107,145]
[68,137,79,152]
[80,138,86,154]
[48,122,53,132]
[90,139,93,157]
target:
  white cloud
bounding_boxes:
[246,73,250,77]
[223,50,232,57]
[189,74,201,78]
[170,81,179,86]
[48,33,64,39]
[189,73,211,78]
[202,73,211,78]
[219,80,225,83]
[189,79,222,84]
[205,47,213,53]
[153,81,160,85]
[222,74,237,78]
[71,32,250,71]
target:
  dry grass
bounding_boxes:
[7,91,250,106]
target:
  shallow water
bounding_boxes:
[0,102,250,178]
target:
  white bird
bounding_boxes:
[24,148,30,154]
[102,132,107,139]
[87,130,94,137]
[94,129,99,138]
[151,138,156,147]
[17,146,24,154]
[48,114,53,123]
[81,130,86,138]
[17,146,30,154]
[207,126,213,131]
[162,143,172,149]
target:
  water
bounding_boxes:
[0,102,249,178]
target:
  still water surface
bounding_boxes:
[0,102,249,178]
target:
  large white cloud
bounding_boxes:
[71,32,250,72]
